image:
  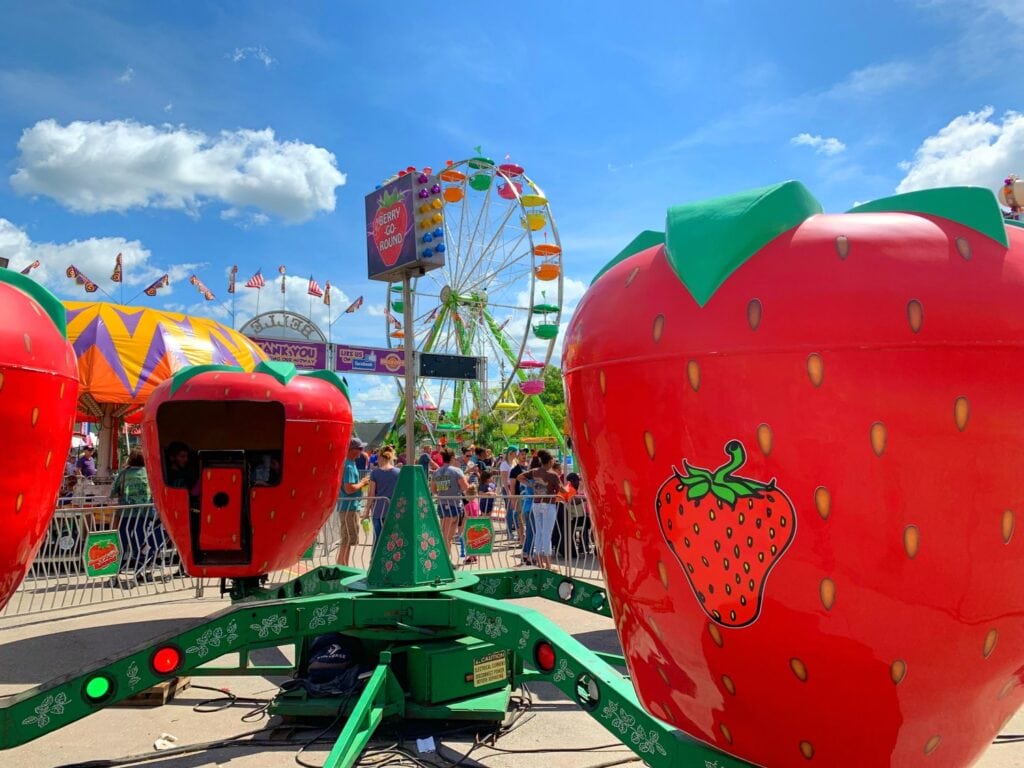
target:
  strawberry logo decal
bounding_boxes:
[372,189,408,266]
[656,440,795,627]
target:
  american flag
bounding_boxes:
[307,276,323,297]
[245,270,265,289]
[111,253,123,283]
[228,265,238,294]
[20,260,40,275]
[344,295,363,314]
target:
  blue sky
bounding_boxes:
[1,1,1021,420]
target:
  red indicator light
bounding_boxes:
[151,646,182,675]
[534,641,556,673]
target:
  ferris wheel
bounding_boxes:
[385,156,564,446]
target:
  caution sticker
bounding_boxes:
[472,651,507,688]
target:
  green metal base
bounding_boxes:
[0,466,752,767]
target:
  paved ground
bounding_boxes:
[2,588,1023,767]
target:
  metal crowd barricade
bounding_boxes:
[2,492,603,618]
[1,503,194,618]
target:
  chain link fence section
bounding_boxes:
[3,494,603,617]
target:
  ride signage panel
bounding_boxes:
[335,344,406,376]
[366,173,446,282]
[418,352,483,381]
[250,337,328,371]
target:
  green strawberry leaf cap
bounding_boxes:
[674,440,771,507]
[0,267,68,338]
[168,360,349,401]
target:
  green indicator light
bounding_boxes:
[85,676,111,701]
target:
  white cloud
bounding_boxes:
[117,67,134,84]
[826,61,918,99]
[791,133,847,156]
[164,102,173,113]
[230,46,276,68]
[0,218,198,301]
[11,119,346,222]
[896,107,1024,193]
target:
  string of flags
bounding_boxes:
[66,265,99,293]
[189,275,215,301]
[29,253,363,314]
[143,274,170,297]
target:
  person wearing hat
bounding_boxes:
[337,437,370,566]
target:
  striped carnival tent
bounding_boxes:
[64,301,266,474]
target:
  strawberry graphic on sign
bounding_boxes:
[656,440,795,628]
[372,188,408,266]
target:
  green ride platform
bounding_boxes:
[0,466,753,768]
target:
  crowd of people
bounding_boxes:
[52,434,588,583]
[336,439,587,571]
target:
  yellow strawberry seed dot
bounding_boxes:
[623,479,632,505]
[297,445,303,454]
[835,234,850,259]
[790,657,808,682]
[747,298,762,330]
[807,353,824,387]
[800,741,815,760]
[657,561,669,589]
[707,622,723,647]
[31,407,39,426]
[907,300,924,334]
[625,266,640,287]
[984,628,998,659]
[16,493,23,512]
[924,735,941,755]
[757,423,773,456]
[954,396,970,431]
[890,660,907,685]
[719,723,732,744]
[721,674,735,695]
[956,236,972,260]
[58,382,64,399]
[644,431,656,460]
[0,371,4,390]
[653,314,665,343]
[814,486,831,520]
[687,360,700,391]
[904,525,920,559]
[820,578,836,610]
[23,333,31,354]
[583,422,590,441]
[870,422,887,457]
[45,450,52,468]
[599,370,606,395]
[1002,510,1015,544]
[999,678,1017,699]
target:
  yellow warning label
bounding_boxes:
[473,651,507,688]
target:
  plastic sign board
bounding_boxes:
[335,344,406,376]
[463,518,493,555]
[418,352,483,381]
[366,173,446,282]
[84,531,122,577]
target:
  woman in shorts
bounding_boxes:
[430,448,469,561]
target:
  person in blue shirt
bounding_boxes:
[77,446,97,478]
[337,438,369,566]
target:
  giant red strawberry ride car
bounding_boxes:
[0,269,78,610]
[564,182,1024,766]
